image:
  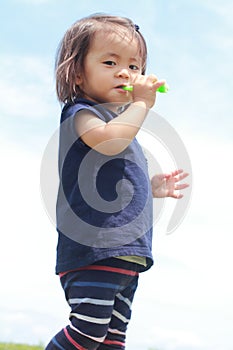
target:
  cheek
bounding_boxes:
[132,70,142,77]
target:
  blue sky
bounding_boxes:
[1,1,233,349]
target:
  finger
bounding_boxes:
[152,80,167,93]
[174,172,190,182]
[176,193,184,199]
[175,183,189,190]
[148,75,163,92]
[131,74,146,85]
[164,169,181,179]
[173,169,188,175]
[171,192,183,199]
[179,172,189,180]
[169,169,183,177]
[148,74,158,83]
[164,173,172,179]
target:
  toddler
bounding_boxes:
[45,14,189,350]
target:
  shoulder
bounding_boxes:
[61,98,116,123]
[61,98,97,123]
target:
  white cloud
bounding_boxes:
[0,54,58,120]
[14,0,52,4]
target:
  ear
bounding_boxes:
[75,75,83,85]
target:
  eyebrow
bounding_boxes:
[101,52,139,62]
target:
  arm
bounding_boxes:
[75,75,165,156]
[151,169,189,199]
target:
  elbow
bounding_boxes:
[93,138,132,156]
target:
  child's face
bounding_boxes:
[76,30,142,105]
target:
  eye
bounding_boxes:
[129,64,140,71]
[103,61,116,66]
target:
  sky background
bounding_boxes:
[0,0,233,349]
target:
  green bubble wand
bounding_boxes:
[122,82,169,93]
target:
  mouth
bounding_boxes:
[115,84,131,91]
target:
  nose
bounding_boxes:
[116,68,130,79]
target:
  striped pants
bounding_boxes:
[45,258,139,350]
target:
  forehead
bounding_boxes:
[89,30,141,59]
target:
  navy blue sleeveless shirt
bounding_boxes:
[56,99,154,273]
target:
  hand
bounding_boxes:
[151,169,189,199]
[132,74,166,109]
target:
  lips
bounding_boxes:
[115,85,131,91]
